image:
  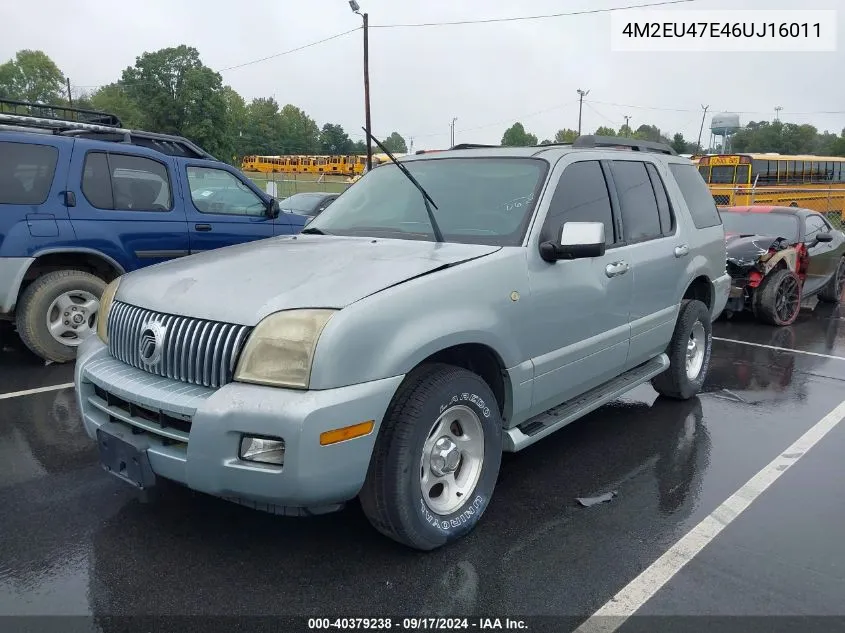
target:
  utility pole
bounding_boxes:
[350,2,372,171]
[774,105,782,122]
[66,78,73,108]
[576,89,590,136]
[450,117,458,147]
[697,104,709,153]
[409,136,414,153]
[623,115,631,136]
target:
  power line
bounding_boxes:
[219,27,361,71]
[370,0,698,28]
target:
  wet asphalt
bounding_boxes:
[1,302,844,631]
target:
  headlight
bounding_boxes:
[96,277,121,344]
[234,309,335,389]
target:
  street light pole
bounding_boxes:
[450,117,458,147]
[350,1,372,171]
[576,88,590,136]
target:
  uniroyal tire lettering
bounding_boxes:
[439,394,491,418]
[420,495,485,531]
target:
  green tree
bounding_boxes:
[221,86,248,164]
[350,139,368,154]
[595,126,616,136]
[241,97,283,156]
[502,122,538,147]
[554,128,577,143]
[120,45,229,158]
[278,104,320,154]
[382,131,407,153]
[671,132,688,154]
[87,83,144,129]
[0,49,66,103]
[319,123,353,154]
[539,139,553,145]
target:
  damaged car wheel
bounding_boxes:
[753,268,802,326]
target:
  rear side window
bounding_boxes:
[610,160,661,243]
[541,160,615,245]
[669,163,722,229]
[0,142,59,205]
[81,152,172,211]
[645,163,675,234]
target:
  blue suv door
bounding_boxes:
[179,160,292,253]
[66,140,190,272]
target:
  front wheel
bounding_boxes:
[359,363,503,551]
[753,268,802,326]
[651,299,713,400]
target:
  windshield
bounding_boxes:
[721,211,800,242]
[304,157,548,246]
[280,193,325,212]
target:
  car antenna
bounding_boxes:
[362,127,444,243]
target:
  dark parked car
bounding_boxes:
[720,205,845,325]
[278,192,339,217]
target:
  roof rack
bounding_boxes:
[449,143,501,150]
[572,135,676,155]
[0,98,216,160]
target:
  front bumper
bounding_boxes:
[74,336,404,514]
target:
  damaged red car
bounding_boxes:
[720,206,845,325]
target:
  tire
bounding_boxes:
[818,257,845,304]
[359,363,503,551]
[15,269,106,363]
[651,299,712,401]
[752,268,802,326]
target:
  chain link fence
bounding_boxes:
[711,186,845,230]
[245,172,353,199]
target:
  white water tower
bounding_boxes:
[710,113,741,153]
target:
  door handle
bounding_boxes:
[674,244,690,258]
[195,224,212,231]
[605,261,629,278]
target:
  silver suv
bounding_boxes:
[73,136,730,551]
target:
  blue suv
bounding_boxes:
[0,99,311,363]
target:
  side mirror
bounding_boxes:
[266,198,280,219]
[539,221,606,263]
[814,231,833,244]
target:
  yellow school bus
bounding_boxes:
[242,154,367,176]
[699,153,845,221]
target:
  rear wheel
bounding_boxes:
[651,299,712,401]
[359,363,503,551]
[753,269,802,326]
[15,270,105,362]
[818,257,845,304]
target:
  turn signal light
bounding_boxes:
[319,421,375,446]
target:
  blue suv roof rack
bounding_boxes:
[0,98,216,160]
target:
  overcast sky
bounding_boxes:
[2,0,843,150]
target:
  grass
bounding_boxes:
[245,171,352,198]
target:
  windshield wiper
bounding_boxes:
[301,227,330,235]
[362,127,444,243]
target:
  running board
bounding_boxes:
[503,353,670,452]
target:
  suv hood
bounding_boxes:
[116,235,501,325]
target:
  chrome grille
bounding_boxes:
[107,301,252,388]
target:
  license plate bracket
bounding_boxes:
[96,428,156,490]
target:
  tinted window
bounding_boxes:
[541,161,614,245]
[646,163,674,234]
[610,160,661,242]
[82,152,171,211]
[803,214,827,241]
[697,165,710,182]
[669,163,722,229]
[710,166,735,184]
[82,152,114,208]
[721,212,799,242]
[0,142,58,205]
[187,166,266,216]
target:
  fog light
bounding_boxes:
[240,436,285,465]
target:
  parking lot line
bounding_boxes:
[0,382,75,400]
[574,398,845,633]
[714,337,845,362]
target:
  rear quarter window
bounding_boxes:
[668,163,722,229]
[0,141,59,205]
